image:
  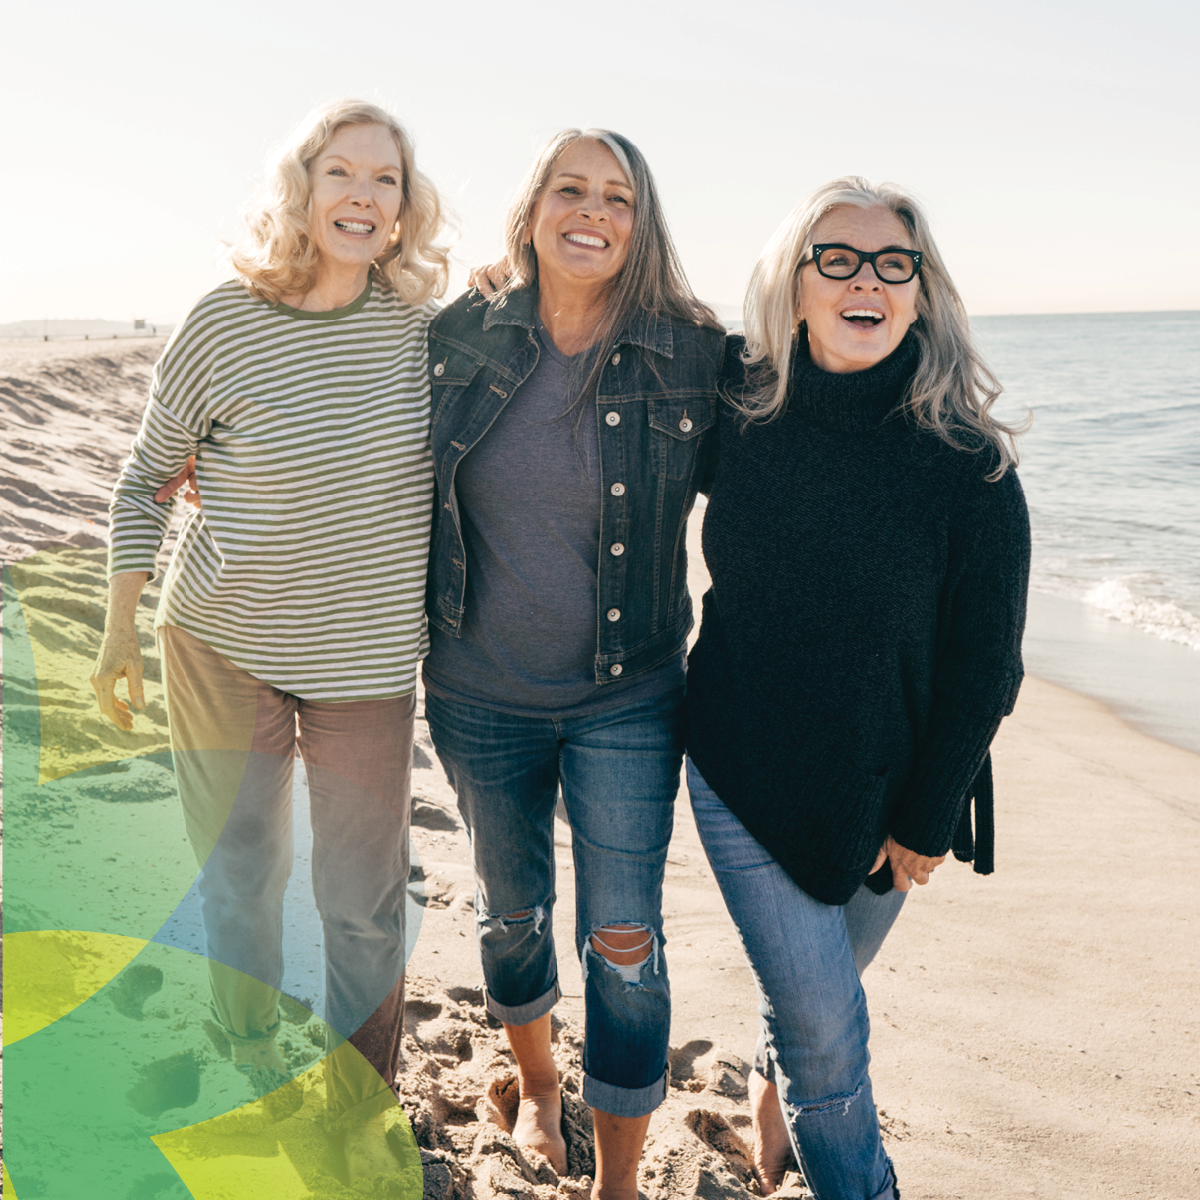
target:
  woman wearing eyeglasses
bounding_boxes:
[685,178,1030,1199]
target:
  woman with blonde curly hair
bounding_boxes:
[685,178,1030,1198]
[91,99,448,1181]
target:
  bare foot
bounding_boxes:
[502,1014,568,1176]
[344,1113,400,1183]
[232,1036,291,1099]
[748,1069,794,1196]
[513,1086,567,1177]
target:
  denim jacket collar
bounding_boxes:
[427,289,724,684]
[480,287,675,359]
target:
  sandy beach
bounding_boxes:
[2,339,1198,1198]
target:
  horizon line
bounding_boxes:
[3,306,1199,331]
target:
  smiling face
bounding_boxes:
[306,122,404,295]
[798,205,921,374]
[527,138,634,296]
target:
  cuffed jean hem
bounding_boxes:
[583,1065,668,1118]
[210,1006,281,1045]
[484,979,562,1027]
[870,1158,899,1200]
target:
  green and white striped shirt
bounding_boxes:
[109,278,434,701]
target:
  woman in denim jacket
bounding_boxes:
[423,129,723,1198]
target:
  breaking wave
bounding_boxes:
[1082,580,1200,651]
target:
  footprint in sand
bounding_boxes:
[110,962,164,1020]
[125,1051,201,1118]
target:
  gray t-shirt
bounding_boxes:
[423,321,684,717]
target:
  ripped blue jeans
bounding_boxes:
[688,759,905,1200]
[424,687,683,1118]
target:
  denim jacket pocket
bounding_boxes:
[648,398,717,480]
[429,344,486,423]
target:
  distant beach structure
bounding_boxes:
[0,318,173,339]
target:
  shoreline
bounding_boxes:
[1022,589,1200,762]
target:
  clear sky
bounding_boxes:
[5,0,1197,324]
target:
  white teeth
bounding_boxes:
[336,220,374,234]
[842,309,884,321]
[565,233,606,249]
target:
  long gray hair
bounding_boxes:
[740,177,1024,478]
[492,128,721,398]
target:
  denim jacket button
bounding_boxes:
[610,482,625,496]
[609,663,623,676]
[611,352,621,366]
[607,608,621,622]
[679,417,693,432]
[605,411,621,426]
[433,362,445,377]
[610,542,625,556]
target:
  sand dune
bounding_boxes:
[2,340,1197,1198]
[0,338,165,561]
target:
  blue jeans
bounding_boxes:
[424,686,684,1117]
[688,759,905,1200]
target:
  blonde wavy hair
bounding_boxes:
[740,176,1024,478]
[231,99,449,306]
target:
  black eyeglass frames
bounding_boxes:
[804,244,924,284]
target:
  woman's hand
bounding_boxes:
[468,259,513,299]
[872,836,947,892]
[154,455,199,507]
[90,572,151,731]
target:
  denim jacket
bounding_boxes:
[427,287,724,685]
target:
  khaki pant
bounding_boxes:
[158,624,413,1127]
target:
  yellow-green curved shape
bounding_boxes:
[153,1044,424,1198]
[3,930,150,1046]
[5,549,171,785]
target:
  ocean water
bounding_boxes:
[975,310,1200,750]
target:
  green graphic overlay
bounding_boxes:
[3,548,424,1198]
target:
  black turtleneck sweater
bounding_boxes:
[686,333,1030,906]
